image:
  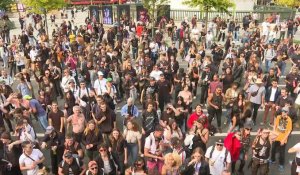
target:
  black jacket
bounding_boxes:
[95,154,119,175]
[180,158,210,175]
[265,87,281,103]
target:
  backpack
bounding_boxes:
[209,145,229,165]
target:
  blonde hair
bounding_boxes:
[164,153,182,167]
[83,120,99,136]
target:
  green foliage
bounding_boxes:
[142,0,170,19]
[21,0,66,14]
[0,0,14,11]
[183,0,235,13]
[275,0,300,7]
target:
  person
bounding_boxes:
[248,78,265,125]
[187,104,208,129]
[125,157,147,175]
[67,105,86,143]
[157,73,173,112]
[205,139,231,175]
[288,142,300,175]
[207,85,224,132]
[120,97,139,126]
[123,120,142,166]
[251,128,273,175]
[224,131,242,173]
[0,132,22,175]
[19,141,45,175]
[224,83,238,125]
[180,147,210,175]
[263,79,280,126]
[144,125,165,175]
[82,120,103,161]
[161,152,182,175]
[48,101,65,134]
[237,124,252,174]
[85,160,101,175]
[40,126,65,175]
[142,102,159,137]
[192,118,209,152]
[63,135,84,159]
[270,106,292,171]
[58,151,86,175]
[94,144,119,175]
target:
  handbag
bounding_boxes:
[251,87,260,97]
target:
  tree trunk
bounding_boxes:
[205,6,208,33]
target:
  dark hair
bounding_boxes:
[155,125,164,132]
[21,140,31,148]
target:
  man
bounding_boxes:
[19,141,45,175]
[58,151,86,175]
[25,95,48,130]
[263,68,279,90]
[66,106,86,143]
[120,97,139,126]
[0,132,22,175]
[0,70,13,86]
[75,80,92,120]
[285,67,300,96]
[131,35,138,60]
[200,65,213,106]
[275,88,293,112]
[211,45,224,69]
[86,161,100,175]
[262,80,281,126]
[144,125,165,174]
[208,74,223,94]
[142,103,159,137]
[248,79,265,125]
[157,74,173,112]
[149,65,163,81]
[61,68,76,93]
[291,48,300,68]
[48,101,65,134]
[92,102,116,143]
[207,85,224,132]
[270,107,292,171]
[251,128,272,175]
[94,71,107,96]
[41,126,65,175]
[140,77,158,104]
[205,139,231,175]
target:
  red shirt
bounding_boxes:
[187,112,208,129]
[224,133,241,162]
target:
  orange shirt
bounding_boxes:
[274,115,292,143]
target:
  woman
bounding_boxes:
[227,110,241,134]
[288,142,300,175]
[189,61,199,98]
[125,157,147,175]
[161,153,182,175]
[178,84,192,113]
[192,118,209,152]
[95,144,118,175]
[164,119,183,141]
[108,129,128,175]
[180,147,210,175]
[224,83,239,125]
[238,124,252,174]
[224,131,242,173]
[241,101,253,127]
[173,68,185,99]
[82,120,103,161]
[221,67,234,93]
[243,66,257,92]
[123,120,142,166]
[15,50,25,72]
[37,89,51,111]
[64,91,76,117]
[40,76,56,102]
[86,160,101,175]
[173,96,187,133]
[16,76,32,97]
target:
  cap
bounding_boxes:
[45,126,55,135]
[107,78,112,82]
[216,139,224,144]
[255,78,263,84]
[23,95,32,100]
[88,161,97,168]
[97,71,104,76]
[150,77,156,81]
[1,132,11,140]
[64,151,73,159]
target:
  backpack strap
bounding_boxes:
[209,145,215,159]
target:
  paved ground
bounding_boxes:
[4,10,300,174]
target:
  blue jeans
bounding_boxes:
[127,143,138,166]
[38,114,48,130]
[265,60,272,72]
[279,61,286,75]
[132,47,138,60]
[233,31,239,41]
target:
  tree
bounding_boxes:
[142,0,170,37]
[275,0,300,7]
[21,0,66,35]
[0,0,14,11]
[183,0,235,33]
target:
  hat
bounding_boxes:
[150,77,156,81]
[88,161,97,168]
[216,139,224,144]
[107,78,112,82]
[97,71,104,76]
[1,132,11,140]
[282,107,289,113]
[64,151,73,159]
[255,78,263,84]
[68,79,75,84]
[23,95,32,100]
[45,126,55,135]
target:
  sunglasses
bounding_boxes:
[245,128,252,131]
[91,167,98,170]
[99,149,106,152]
[135,163,142,166]
[216,144,223,146]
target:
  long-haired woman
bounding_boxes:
[82,120,103,161]
[161,153,182,175]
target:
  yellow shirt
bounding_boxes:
[69,34,75,43]
[274,115,292,143]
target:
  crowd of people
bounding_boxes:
[0,7,300,175]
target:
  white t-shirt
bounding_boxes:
[93,78,107,95]
[205,146,231,175]
[144,132,159,155]
[150,70,163,81]
[19,149,44,175]
[292,143,300,158]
